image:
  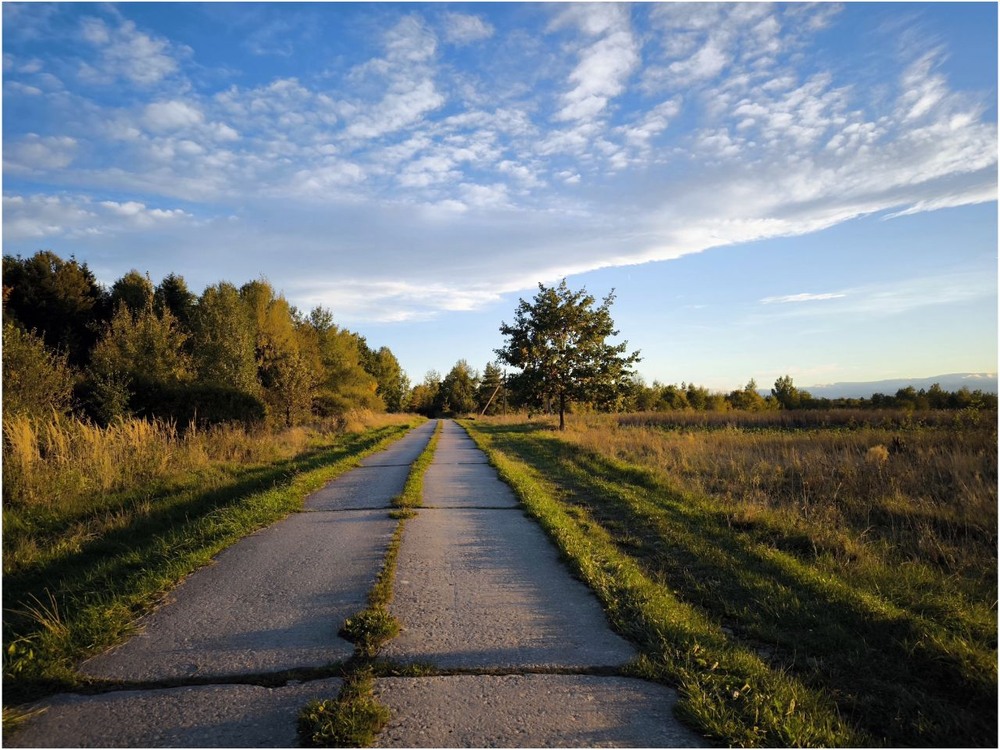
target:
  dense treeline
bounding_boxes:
[2,251,409,429]
[629,375,998,413]
[410,365,997,419]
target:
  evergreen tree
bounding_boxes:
[154,273,196,331]
[2,250,109,366]
[476,362,506,415]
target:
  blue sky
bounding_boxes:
[3,2,997,391]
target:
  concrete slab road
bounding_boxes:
[8,678,343,748]
[79,420,437,682]
[375,674,702,748]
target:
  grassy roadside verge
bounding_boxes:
[462,417,997,747]
[300,419,442,748]
[462,419,862,747]
[3,419,424,708]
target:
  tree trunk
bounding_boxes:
[559,391,566,431]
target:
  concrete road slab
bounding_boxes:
[361,421,439,467]
[383,507,635,669]
[420,421,518,508]
[421,462,520,508]
[304,421,438,511]
[429,422,490,464]
[7,678,343,748]
[305,463,412,511]
[81,509,396,681]
[374,674,706,748]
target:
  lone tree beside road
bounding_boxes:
[496,279,640,430]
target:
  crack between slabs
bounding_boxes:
[68,663,633,697]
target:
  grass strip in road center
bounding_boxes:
[300,420,443,748]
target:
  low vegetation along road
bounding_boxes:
[7,420,704,747]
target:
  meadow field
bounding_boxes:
[464,409,997,747]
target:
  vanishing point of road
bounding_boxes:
[9,420,705,748]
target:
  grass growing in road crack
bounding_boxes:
[299,667,389,748]
[393,419,442,509]
[302,420,442,748]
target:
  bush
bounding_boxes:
[1,321,74,421]
[129,380,267,430]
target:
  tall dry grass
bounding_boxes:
[554,410,997,576]
[3,409,410,510]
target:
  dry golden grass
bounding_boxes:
[555,410,997,576]
[3,410,410,511]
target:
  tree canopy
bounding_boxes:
[496,279,640,429]
[2,250,409,430]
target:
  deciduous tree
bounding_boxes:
[496,279,640,430]
[436,359,478,416]
[192,282,258,394]
[1,320,74,421]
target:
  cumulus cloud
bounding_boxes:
[77,16,186,86]
[2,194,193,242]
[342,16,445,140]
[1,3,994,324]
[144,100,204,131]
[552,5,639,123]
[442,13,494,45]
[3,134,78,172]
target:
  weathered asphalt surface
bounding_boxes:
[9,419,704,748]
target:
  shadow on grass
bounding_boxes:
[479,422,997,748]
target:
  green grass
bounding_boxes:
[393,419,442,509]
[299,669,390,748]
[304,419,443,747]
[461,418,997,747]
[2,420,423,706]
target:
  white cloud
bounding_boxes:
[144,100,205,131]
[78,16,185,86]
[761,292,848,304]
[2,194,193,242]
[292,278,505,323]
[342,17,445,140]
[557,30,640,122]
[553,5,638,123]
[3,134,78,172]
[2,194,94,240]
[442,13,494,45]
[761,272,995,319]
[666,39,729,86]
[345,80,445,140]
[2,3,994,327]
